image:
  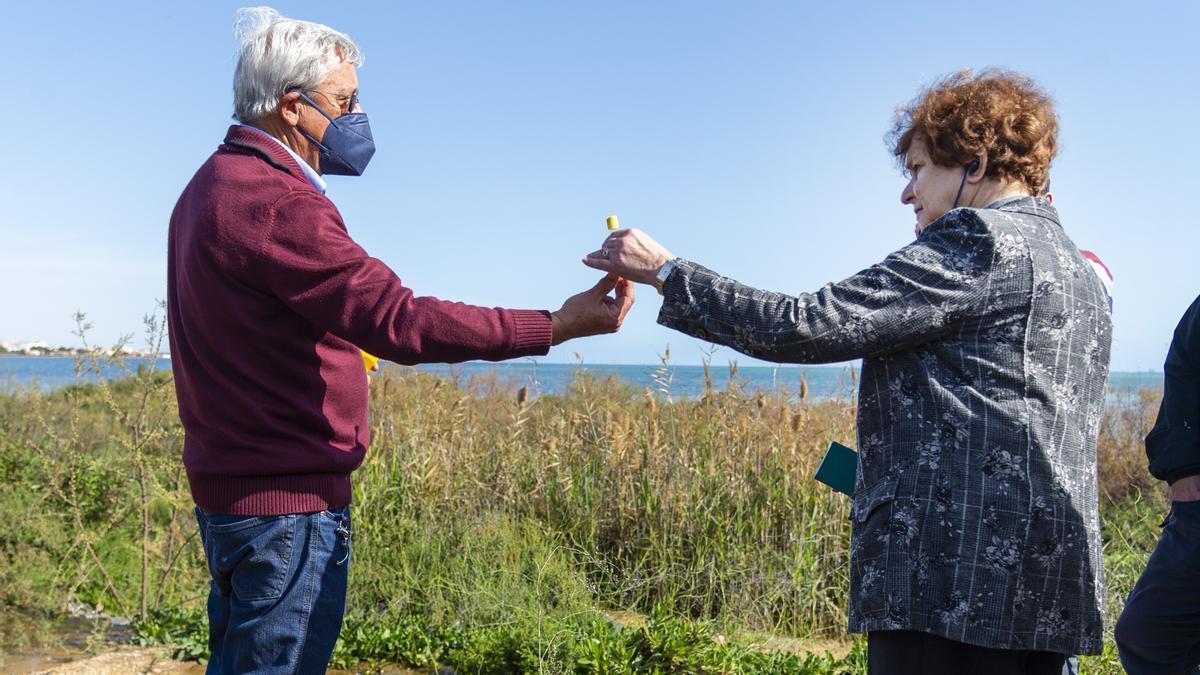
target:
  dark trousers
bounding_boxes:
[868,630,1069,675]
[1116,500,1200,674]
[196,505,352,674]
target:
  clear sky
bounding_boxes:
[2,1,1196,370]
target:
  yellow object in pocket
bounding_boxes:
[361,350,379,373]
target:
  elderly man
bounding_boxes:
[167,7,632,673]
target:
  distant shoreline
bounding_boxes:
[0,354,1162,400]
[0,353,1161,373]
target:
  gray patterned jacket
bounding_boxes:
[657,196,1112,654]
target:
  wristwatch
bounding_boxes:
[654,258,678,295]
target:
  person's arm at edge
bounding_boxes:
[1147,295,1200,498]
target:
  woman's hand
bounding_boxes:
[549,274,635,345]
[583,228,674,286]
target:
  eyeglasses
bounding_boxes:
[290,87,359,115]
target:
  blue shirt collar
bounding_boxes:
[238,124,327,194]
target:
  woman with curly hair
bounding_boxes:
[586,69,1111,672]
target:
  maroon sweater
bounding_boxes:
[168,126,553,515]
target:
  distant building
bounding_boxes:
[0,340,165,357]
[0,341,55,355]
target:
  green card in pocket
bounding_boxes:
[815,441,858,496]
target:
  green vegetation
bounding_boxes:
[0,328,1168,673]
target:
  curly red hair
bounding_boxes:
[890,69,1058,195]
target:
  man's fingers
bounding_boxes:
[614,277,634,302]
[619,286,635,314]
[589,273,618,296]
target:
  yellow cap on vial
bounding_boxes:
[606,215,619,230]
[361,350,380,373]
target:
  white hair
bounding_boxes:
[232,7,364,123]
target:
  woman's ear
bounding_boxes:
[966,151,988,183]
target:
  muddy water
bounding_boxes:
[0,608,121,672]
[0,606,142,672]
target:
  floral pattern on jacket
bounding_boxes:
[657,197,1112,654]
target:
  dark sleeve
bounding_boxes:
[1146,295,1200,484]
[256,191,552,365]
[655,211,995,364]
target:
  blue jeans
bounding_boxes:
[1116,500,1200,675]
[196,506,351,674]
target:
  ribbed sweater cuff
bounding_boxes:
[188,470,352,516]
[509,309,554,355]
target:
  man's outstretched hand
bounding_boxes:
[550,275,635,345]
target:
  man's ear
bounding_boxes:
[966,151,988,183]
[278,91,303,127]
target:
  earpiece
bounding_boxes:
[953,158,981,209]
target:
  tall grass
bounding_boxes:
[0,348,1169,672]
[355,367,857,638]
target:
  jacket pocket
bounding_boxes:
[205,514,297,602]
[848,472,904,621]
[851,472,901,523]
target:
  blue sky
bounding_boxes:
[2,1,1196,369]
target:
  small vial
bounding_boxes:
[606,215,619,230]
